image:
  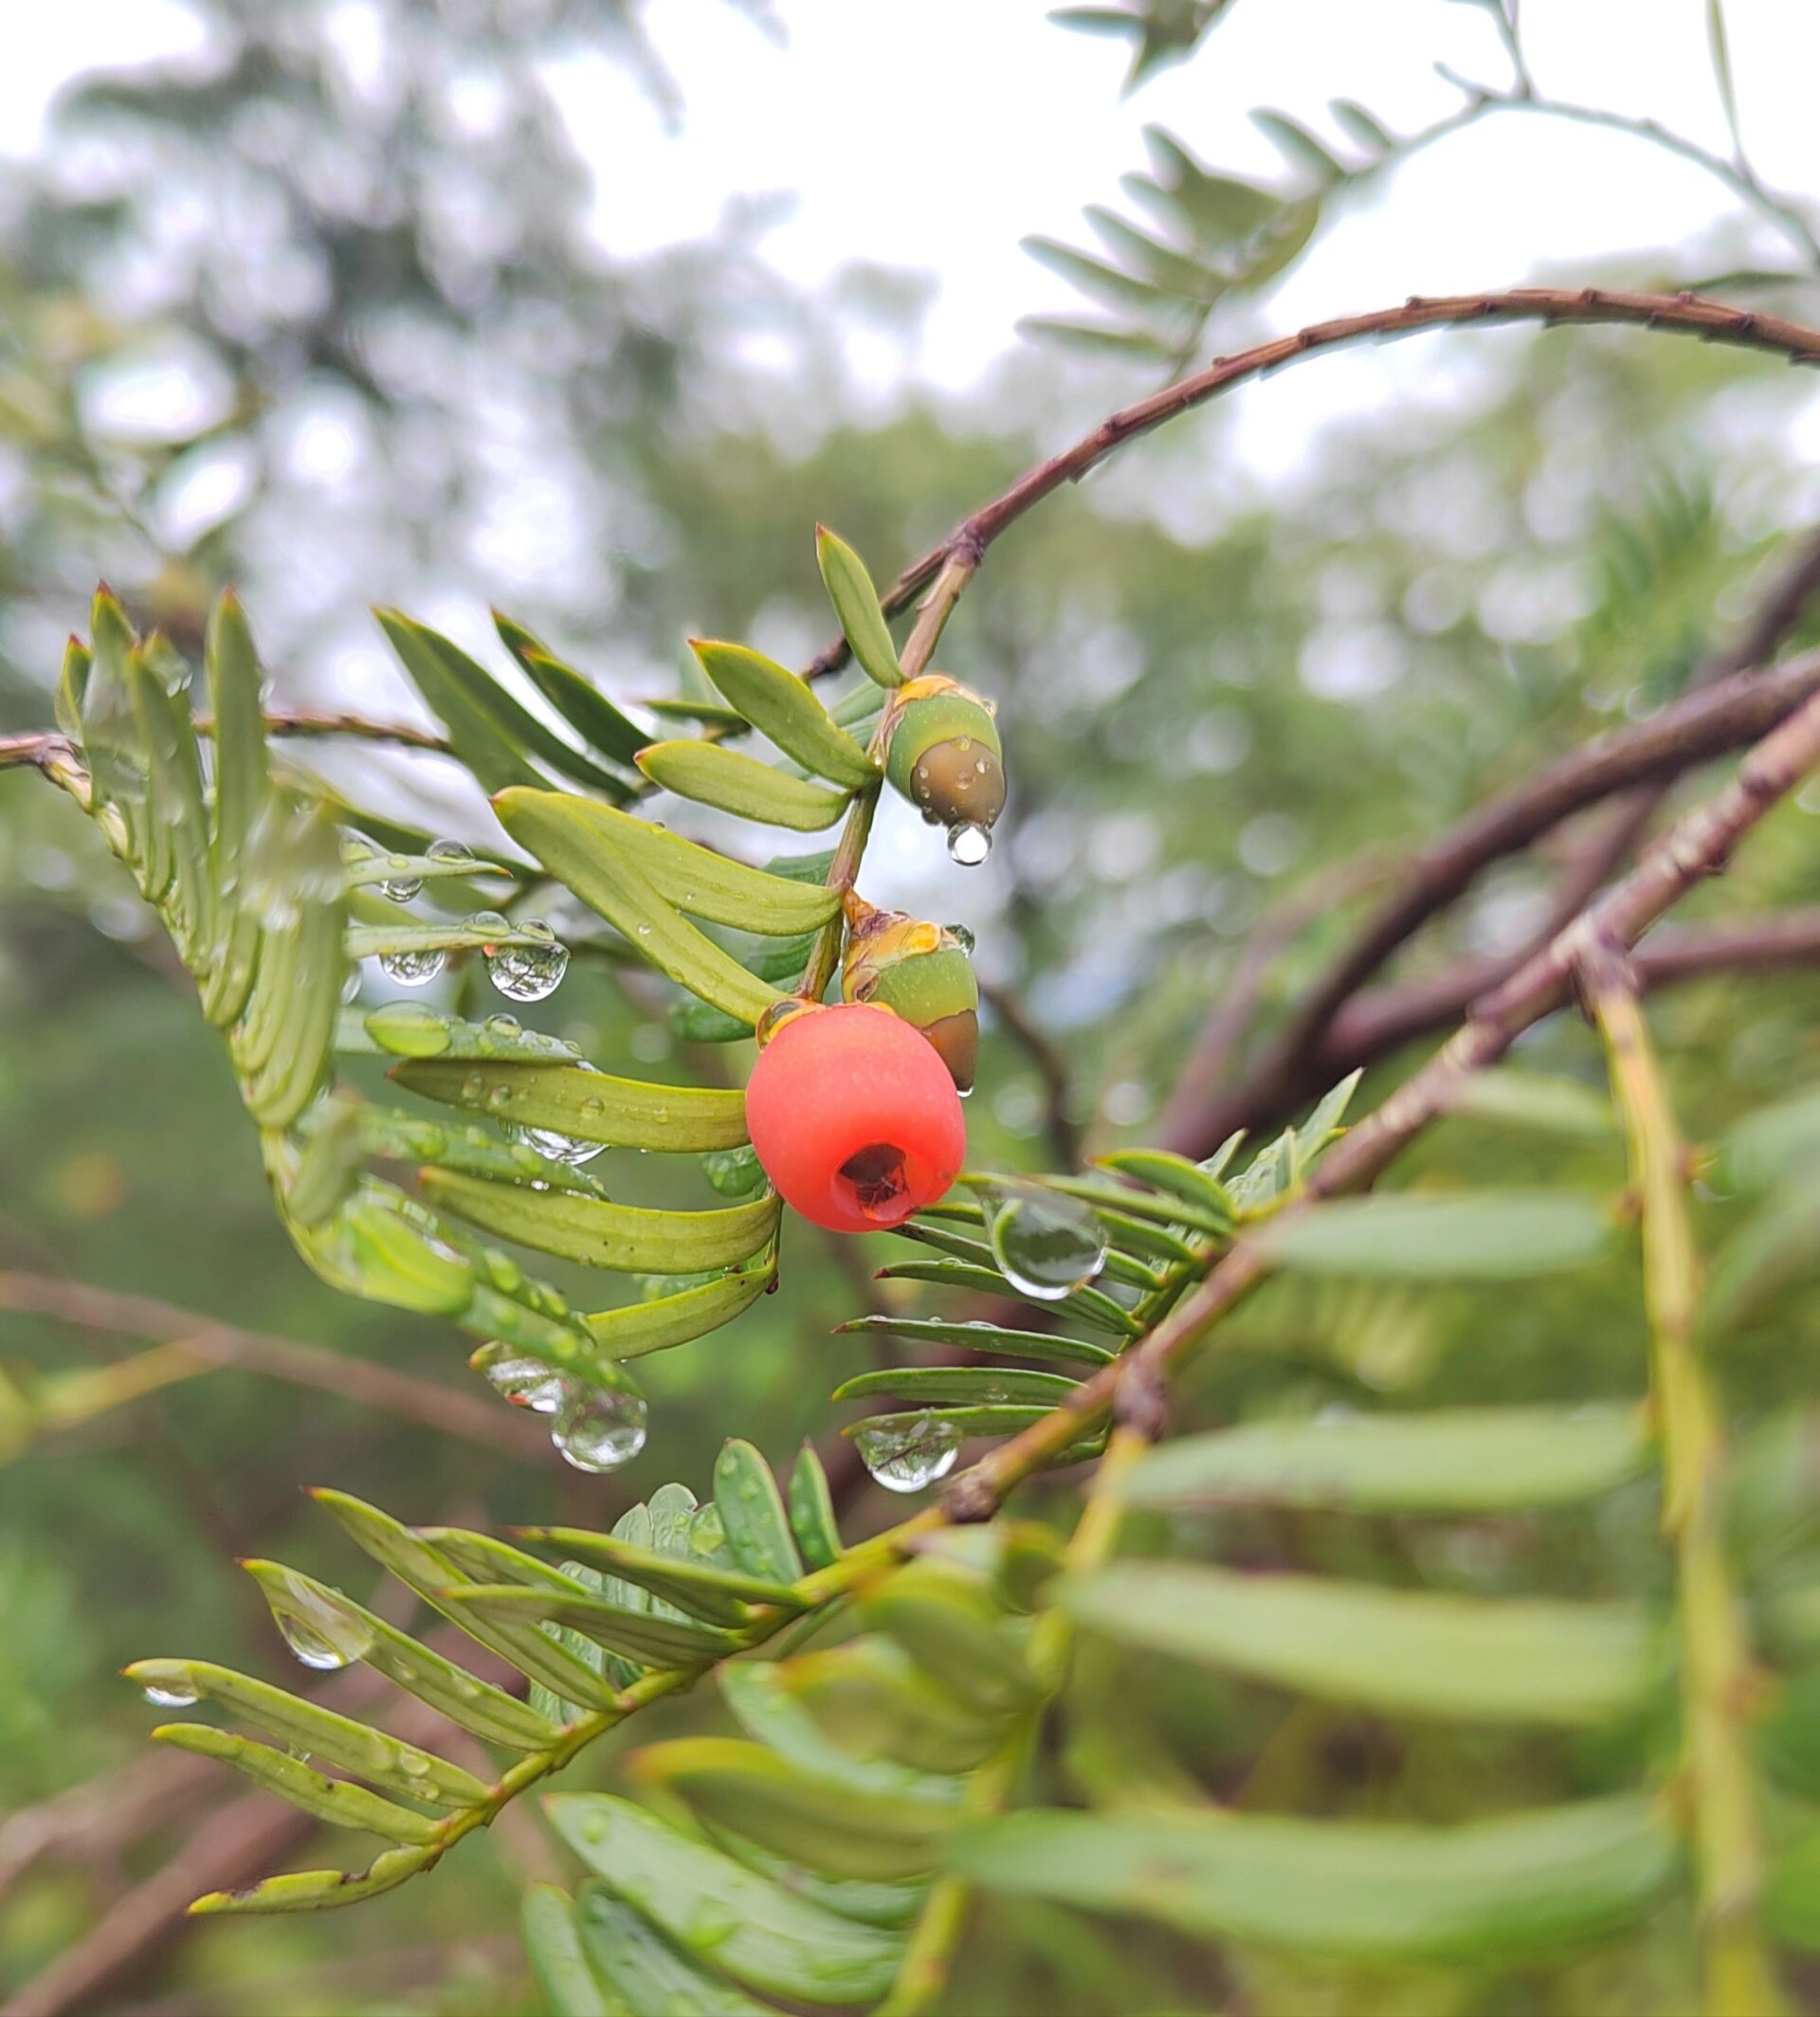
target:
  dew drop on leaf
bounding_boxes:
[380,859,424,902]
[273,1608,367,1672]
[479,1351,570,1415]
[486,918,569,1003]
[947,823,992,866]
[378,946,446,987]
[944,922,976,954]
[426,838,476,867]
[140,1678,199,1707]
[855,1412,960,1493]
[987,1186,1108,1301]
[551,1386,649,1473]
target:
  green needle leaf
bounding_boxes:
[690,639,880,787]
[546,1794,903,2006]
[816,526,904,689]
[423,1167,779,1274]
[153,1725,446,1844]
[636,740,854,830]
[946,1798,1680,1962]
[494,789,787,1025]
[392,1057,748,1152]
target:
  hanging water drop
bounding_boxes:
[479,1350,570,1415]
[510,1062,608,1165]
[262,1577,373,1672]
[855,1413,960,1493]
[378,947,446,987]
[947,823,992,866]
[380,854,425,902]
[140,1677,199,1708]
[944,922,976,954]
[987,1186,1109,1301]
[551,1385,649,1473]
[486,918,569,1003]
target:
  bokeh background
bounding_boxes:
[7,3,1820,2010]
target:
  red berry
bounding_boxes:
[745,1003,966,1233]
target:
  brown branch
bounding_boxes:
[942,667,1820,1520]
[805,288,1820,681]
[0,711,449,777]
[1156,643,1820,1156]
[1,1645,521,2017]
[1322,908,1820,1069]
[0,1272,552,1466]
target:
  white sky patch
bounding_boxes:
[6,0,1820,479]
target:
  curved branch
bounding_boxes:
[0,1272,553,1466]
[1158,643,1820,1157]
[805,287,1820,681]
[942,665,1820,1519]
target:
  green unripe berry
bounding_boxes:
[841,899,980,1093]
[882,676,1005,836]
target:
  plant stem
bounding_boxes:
[805,288,1820,683]
[1581,942,1781,2017]
[796,549,981,1004]
[878,1425,1148,2017]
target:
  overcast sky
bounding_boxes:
[5,0,1818,475]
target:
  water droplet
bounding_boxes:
[486,918,570,1002]
[944,922,976,954]
[365,1000,451,1056]
[398,1751,431,1777]
[485,1083,514,1110]
[380,861,424,902]
[635,922,651,938]
[469,909,511,936]
[274,1610,359,1672]
[427,838,475,867]
[340,971,361,1004]
[378,947,446,987]
[140,1678,199,1707]
[551,1386,649,1473]
[948,823,992,866]
[479,1351,571,1414]
[855,1413,960,1493]
[484,1012,522,1038]
[987,1186,1108,1301]
[686,1899,740,1949]
[262,1577,373,1672]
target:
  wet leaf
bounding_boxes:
[637,739,854,831]
[152,1725,445,1844]
[690,640,879,788]
[714,1438,805,1583]
[546,1794,902,2005]
[126,1660,489,1806]
[632,1737,954,1880]
[423,1167,779,1274]
[495,789,785,1024]
[393,1056,748,1152]
[582,1266,773,1359]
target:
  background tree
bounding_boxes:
[7,4,1820,2014]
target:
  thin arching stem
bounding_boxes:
[804,288,1820,683]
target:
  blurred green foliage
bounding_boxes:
[8,2,1820,2012]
